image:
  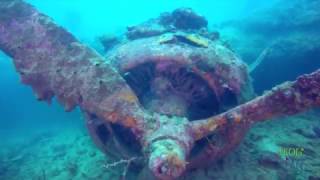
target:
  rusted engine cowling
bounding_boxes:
[87,27,255,178]
[0,2,255,178]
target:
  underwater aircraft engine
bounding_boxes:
[87,8,256,179]
[1,1,320,179]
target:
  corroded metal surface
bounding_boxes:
[189,70,320,168]
[192,69,320,140]
[0,0,145,131]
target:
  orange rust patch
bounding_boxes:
[120,91,138,103]
[233,113,242,123]
[193,117,224,140]
[123,116,137,127]
[194,128,205,140]
[104,111,119,123]
[167,153,188,168]
[207,121,218,132]
[216,116,227,126]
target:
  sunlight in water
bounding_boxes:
[26,0,278,41]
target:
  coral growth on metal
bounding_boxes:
[1,1,320,179]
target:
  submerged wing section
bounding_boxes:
[0,0,144,129]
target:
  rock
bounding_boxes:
[207,31,220,41]
[222,31,320,94]
[77,149,87,155]
[277,171,297,180]
[313,126,320,138]
[168,8,208,30]
[258,151,282,169]
[249,133,264,142]
[50,168,61,177]
[302,147,316,157]
[88,151,96,157]
[99,35,120,52]
[52,144,67,153]
[0,164,8,176]
[218,0,320,93]
[126,8,208,40]
[66,162,78,176]
[126,21,170,40]
[218,0,320,40]
[293,128,317,139]
[250,35,320,93]
[309,176,320,180]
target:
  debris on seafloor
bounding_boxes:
[98,35,120,52]
[125,7,210,41]
[257,151,282,169]
[313,126,320,138]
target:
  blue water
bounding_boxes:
[0,51,83,137]
[26,0,278,42]
[0,0,280,137]
[1,0,320,179]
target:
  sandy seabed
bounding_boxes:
[0,111,319,180]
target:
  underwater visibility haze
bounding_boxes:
[0,0,320,179]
